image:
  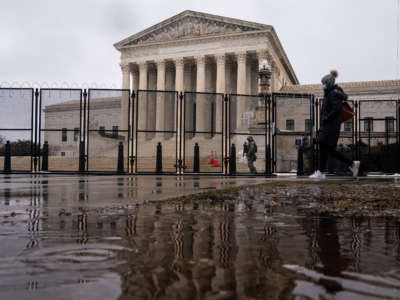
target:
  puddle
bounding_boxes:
[0,175,399,299]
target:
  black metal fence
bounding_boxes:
[273,93,315,174]
[1,87,399,175]
[183,92,225,174]
[228,94,272,175]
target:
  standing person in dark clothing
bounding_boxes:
[310,70,360,179]
[246,136,257,174]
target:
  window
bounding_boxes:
[385,117,395,132]
[305,119,312,132]
[286,119,295,131]
[61,128,67,142]
[99,126,105,136]
[61,151,65,157]
[364,118,373,132]
[344,119,353,132]
[112,126,119,138]
[74,128,79,141]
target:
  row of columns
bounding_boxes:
[121,51,280,134]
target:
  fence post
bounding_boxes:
[34,88,40,172]
[193,143,200,173]
[297,144,304,176]
[229,143,236,175]
[117,142,124,173]
[156,142,162,173]
[265,145,272,176]
[42,141,49,171]
[79,141,85,172]
[3,141,11,173]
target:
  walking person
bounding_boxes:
[246,136,257,174]
[310,70,360,179]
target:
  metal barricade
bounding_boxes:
[183,92,225,174]
[38,89,83,172]
[86,89,132,173]
[135,90,179,174]
[228,94,271,175]
[0,88,35,172]
[358,100,399,174]
[273,93,315,174]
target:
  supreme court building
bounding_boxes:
[43,10,400,173]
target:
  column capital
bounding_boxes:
[138,61,148,71]
[175,58,184,68]
[120,63,130,73]
[216,54,226,66]
[156,59,166,68]
[195,55,206,65]
[236,52,247,64]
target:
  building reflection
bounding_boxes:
[7,176,399,299]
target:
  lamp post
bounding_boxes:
[258,59,272,95]
[258,59,273,176]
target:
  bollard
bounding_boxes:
[79,141,85,172]
[117,142,124,173]
[297,145,304,176]
[3,141,11,173]
[193,143,200,173]
[229,144,236,175]
[156,142,162,173]
[265,145,272,176]
[42,141,49,171]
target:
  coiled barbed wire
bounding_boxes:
[0,81,119,89]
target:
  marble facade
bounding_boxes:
[115,10,297,138]
[38,10,400,173]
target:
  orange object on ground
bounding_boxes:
[209,151,214,164]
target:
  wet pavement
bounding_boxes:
[0,174,399,299]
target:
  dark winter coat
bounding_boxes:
[246,141,257,161]
[317,85,348,147]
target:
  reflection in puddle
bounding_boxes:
[0,176,399,299]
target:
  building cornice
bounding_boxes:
[44,98,121,113]
[281,80,400,97]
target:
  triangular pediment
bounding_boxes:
[115,10,271,48]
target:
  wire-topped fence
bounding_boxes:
[0,87,399,175]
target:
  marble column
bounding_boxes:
[271,61,280,92]
[147,67,157,138]
[138,62,148,132]
[196,56,206,133]
[156,60,166,137]
[175,58,184,151]
[131,68,139,91]
[121,63,130,132]
[216,54,226,133]
[175,58,185,92]
[236,52,247,130]
[184,63,194,135]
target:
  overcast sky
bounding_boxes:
[1,0,399,87]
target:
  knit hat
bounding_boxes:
[321,70,338,88]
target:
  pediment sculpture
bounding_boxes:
[123,16,262,46]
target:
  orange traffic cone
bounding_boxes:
[209,150,214,164]
[213,152,219,167]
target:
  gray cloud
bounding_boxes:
[0,0,399,87]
